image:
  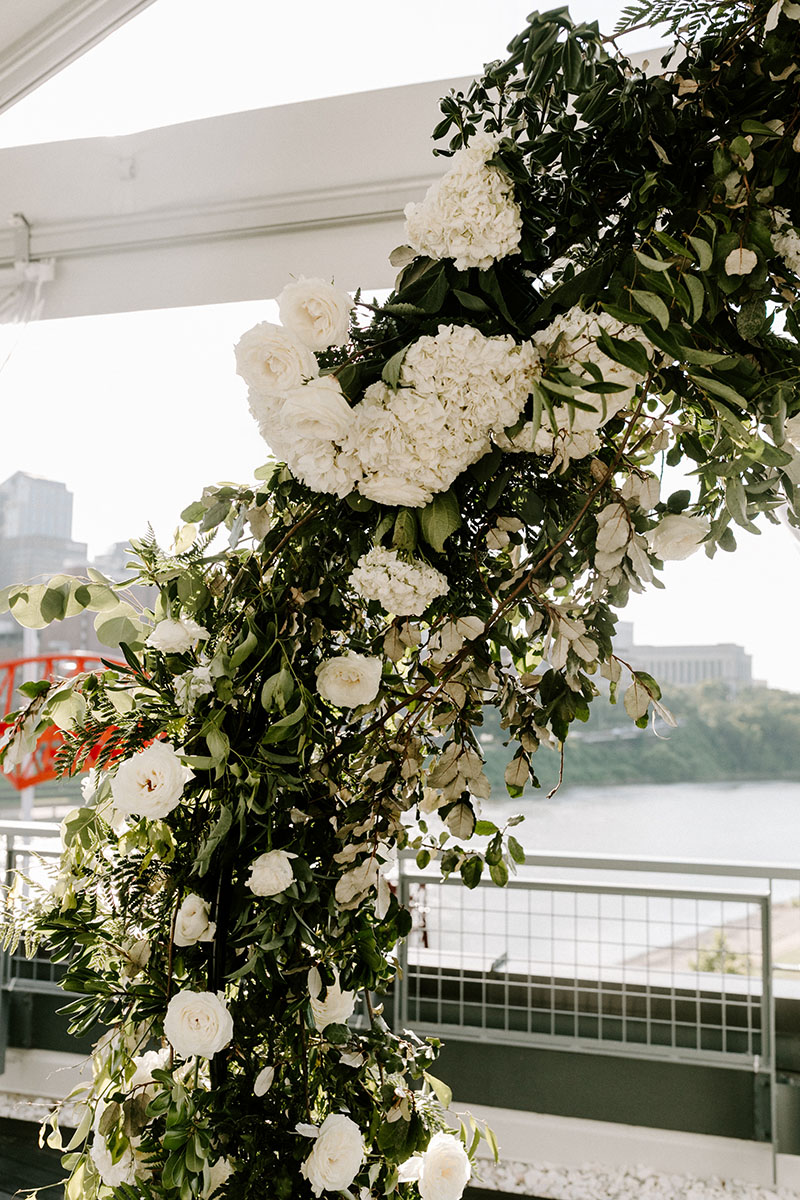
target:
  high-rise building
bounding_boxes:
[0,472,87,589]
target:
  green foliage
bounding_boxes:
[3,4,800,1198]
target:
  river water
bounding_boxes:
[484,779,800,864]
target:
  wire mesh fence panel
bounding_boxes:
[398,869,770,1067]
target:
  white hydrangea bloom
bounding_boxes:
[772,209,800,274]
[404,132,523,270]
[350,546,449,615]
[498,306,652,470]
[347,324,538,506]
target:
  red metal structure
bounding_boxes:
[0,654,117,791]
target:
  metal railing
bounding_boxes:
[2,823,800,1165]
[0,819,63,1073]
[395,852,800,1170]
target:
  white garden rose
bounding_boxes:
[280,377,353,441]
[724,247,758,276]
[163,989,233,1059]
[415,1132,472,1200]
[350,546,449,616]
[278,277,353,350]
[147,615,209,654]
[300,1113,364,1196]
[308,967,357,1031]
[649,513,710,561]
[315,653,382,708]
[404,132,523,270]
[174,893,216,947]
[254,1064,275,1096]
[111,741,191,820]
[246,849,296,897]
[235,321,319,397]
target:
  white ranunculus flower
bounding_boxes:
[315,653,382,708]
[300,1113,364,1196]
[163,990,234,1059]
[174,893,216,947]
[724,247,758,276]
[280,376,353,441]
[235,321,319,398]
[254,1064,275,1096]
[412,1132,472,1200]
[111,742,192,820]
[246,849,296,897]
[147,615,209,654]
[278,277,353,350]
[130,1046,171,1089]
[649,513,710,561]
[308,967,357,1031]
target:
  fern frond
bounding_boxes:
[615,0,754,39]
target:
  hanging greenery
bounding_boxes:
[2,2,800,1198]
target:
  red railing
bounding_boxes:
[0,654,119,791]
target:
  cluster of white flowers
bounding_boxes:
[239,278,538,506]
[772,209,800,274]
[404,132,522,270]
[350,546,449,615]
[498,306,653,470]
[235,278,360,498]
[352,324,538,506]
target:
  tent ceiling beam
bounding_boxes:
[0,0,157,115]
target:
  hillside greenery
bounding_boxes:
[480,683,800,792]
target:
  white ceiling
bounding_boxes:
[0,0,155,114]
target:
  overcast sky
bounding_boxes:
[1,1,799,694]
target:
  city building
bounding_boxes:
[615,621,754,689]
[0,472,86,589]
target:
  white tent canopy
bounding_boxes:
[0,2,655,320]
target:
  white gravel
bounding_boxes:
[472,1159,800,1200]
